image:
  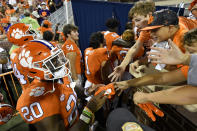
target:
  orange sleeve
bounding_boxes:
[138,31,151,43]
[105,32,120,50]
[111,46,121,59]
[177,65,189,79]
[181,66,189,79]
[172,29,187,53]
[148,15,154,24]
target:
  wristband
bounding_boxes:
[82,110,92,118]
[80,114,91,124]
[84,107,94,116]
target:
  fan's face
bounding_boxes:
[133,14,149,29]
[150,26,170,43]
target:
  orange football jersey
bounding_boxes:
[16,78,78,127]
[111,45,129,61]
[10,48,31,90]
[102,31,120,51]
[62,39,83,75]
[111,45,144,62]
[84,48,109,84]
[173,17,197,52]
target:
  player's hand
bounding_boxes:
[87,84,105,95]
[133,92,150,104]
[108,65,125,82]
[147,39,188,65]
[114,81,129,96]
[86,91,107,113]
[75,79,82,87]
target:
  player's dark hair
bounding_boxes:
[63,24,78,38]
[89,32,104,49]
[43,31,54,41]
[105,18,120,29]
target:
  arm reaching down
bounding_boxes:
[66,52,78,80]
[108,40,144,82]
[114,68,187,95]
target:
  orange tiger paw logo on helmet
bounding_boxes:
[11,28,24,40]
[18,49,33,68]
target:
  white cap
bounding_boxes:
[41,2,46,5]
[32,11,40,18]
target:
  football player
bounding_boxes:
[15,40,107,131]
[62,24,83,87]
[84,32,114,95]
[103,18,130,51]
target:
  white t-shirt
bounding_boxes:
[9,0,17,5]
[188,54,197,86]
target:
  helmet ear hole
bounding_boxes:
[24,38,29,41]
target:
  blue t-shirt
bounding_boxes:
[39,9,50,17]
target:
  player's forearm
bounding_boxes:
[69,59,78,80]
[70,65,78,80]
[120,40,142,68]
[146,85,197,105]
[66,53,78,80]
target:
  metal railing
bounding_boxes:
[0,71,21,106]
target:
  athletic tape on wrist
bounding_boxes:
[80,114,91,124]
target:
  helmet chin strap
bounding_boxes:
[44,79,55,95]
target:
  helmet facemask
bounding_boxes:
[33,48,71,80]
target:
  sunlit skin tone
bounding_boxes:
[133,40,197,105]
[114,26,188,96]
[132,14,149,29]
[150,25,178,43]
[191,9,197,18]
[68,30,79,42]
[66,30,79,81]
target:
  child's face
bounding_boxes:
[133,14,149,29]
[42,5,46,9]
